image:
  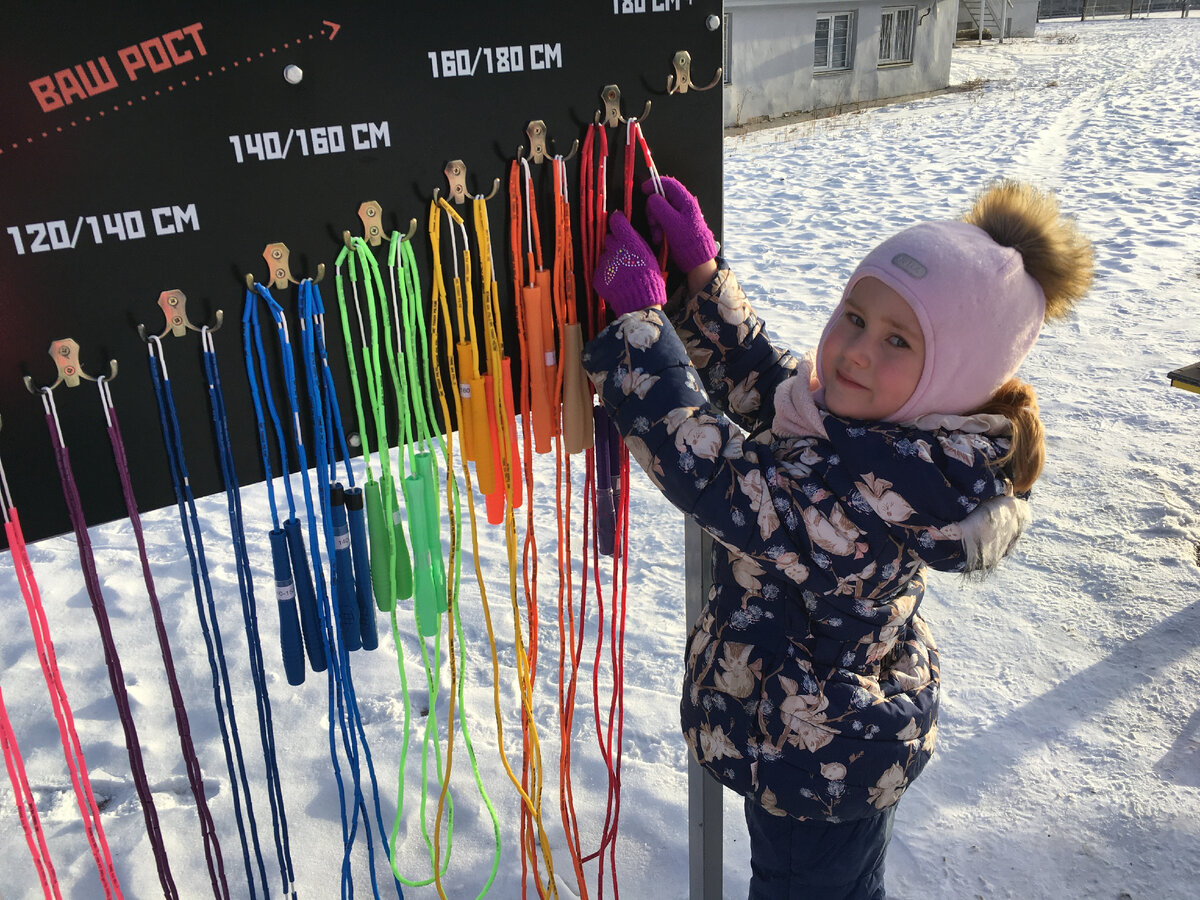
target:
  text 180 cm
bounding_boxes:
[614,0,686,11]
[427,43,562,78]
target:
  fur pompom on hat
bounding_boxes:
[817,180,1092,423]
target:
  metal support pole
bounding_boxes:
[685,517,723,900]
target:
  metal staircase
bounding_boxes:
[957,0,1009,38]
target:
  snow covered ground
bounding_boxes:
[2,14,1199,900]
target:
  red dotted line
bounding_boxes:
[2,29,327,155]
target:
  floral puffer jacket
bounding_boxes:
[581,262,1023,823]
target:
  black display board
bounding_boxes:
[0,2,723,548]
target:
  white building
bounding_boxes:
[722,0,959,128]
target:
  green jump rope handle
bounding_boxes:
[364,479,396,612]
[416,451,447,612]
[383,471,414,601]
[403,473,439,638]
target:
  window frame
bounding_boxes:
[814,11,857,73]
[879,6,916,65]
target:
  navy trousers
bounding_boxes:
[744,797,897,900]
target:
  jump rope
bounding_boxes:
[0,439,65,900]
[340,222,506,897]
[0,682,60,899]
[433,191,562,898]
[147,337,273,898]
[335,226,475,897]
[193,327,297,899]
[8,115,665,900]
[38,384,179,899]
[387,224,502,899]
[571,116,664,900]
[1,440,119,898]
[508,156,560,898]
[100,370,233,899]
[244,277,400,900]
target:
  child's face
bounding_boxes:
[820,277,926,421]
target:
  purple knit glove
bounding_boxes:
[594,211,667,316]
[643,175,719,273]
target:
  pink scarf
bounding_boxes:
[771,350,829,440]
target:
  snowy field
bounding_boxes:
[2,14,1199,900]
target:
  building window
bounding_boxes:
[879,7,915,64]
[815,12,856,72]
[723,12,732,84]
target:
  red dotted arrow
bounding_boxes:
[2,20,344,156]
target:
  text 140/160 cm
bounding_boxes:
[228,122,391,164]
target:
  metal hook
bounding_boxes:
[594,83,652,128]
[441,159,500,205]
[137,289,224,342]
[24,338,119,394]
[356,200,387,247]
[518,119,579,165]
[342,201,419,249]
[667,50,722,95]
[246,242,326,291]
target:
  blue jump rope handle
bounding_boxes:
[344,487,379,651]
[330,485,362,652]
[285,517,327,673]
[270,528,306,686]
[593,406,617,558]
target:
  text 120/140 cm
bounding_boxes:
[228,123,391,164]
[6,205,199,256]
[427,43,562,78]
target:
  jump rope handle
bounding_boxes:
[385,472,414,601]
[269,528,306,686]
[364,480,394,612]
[285,517,327,672]
[608,413,624,559]
[344,487,379,651]
[594,405,618,557]
[403,474,439,638]
[501,358,523,509]
[561,323,594,455]
[522,281,555,455]
[456,341,481,463]
[330,485,362,652]
[474,373,499,496]
[415,452,448,611]
[483,374,506,524]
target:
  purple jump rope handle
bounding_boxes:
[593,406,617,558]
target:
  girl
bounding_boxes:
[581,178,1093,899]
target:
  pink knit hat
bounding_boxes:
[817,220,1047,423]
